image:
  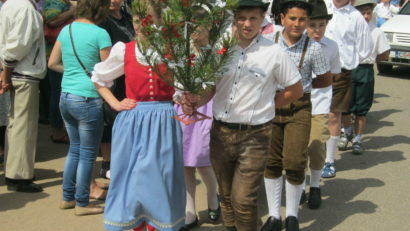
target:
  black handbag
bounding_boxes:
[69,23,118,126]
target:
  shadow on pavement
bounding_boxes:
[0,191,49,212]
[299,178,384,231]
[336,150,405,172]
[366,109,401,134]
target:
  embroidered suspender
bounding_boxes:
[274,32,310,69]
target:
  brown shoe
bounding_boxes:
[59,200,76,209]
[74,205,104,216]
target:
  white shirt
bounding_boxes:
[310,37,341,115]
[213,34,301,125]
[361,24,391,64]
[0,0,46,79]
[374,3,400,19]
[325,1,373,70]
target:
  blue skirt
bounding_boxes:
[104,101,186,231]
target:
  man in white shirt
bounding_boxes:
[0,0,47,192]
[341,0,390,154]
[181,0,303,230]
[322,0,373,178]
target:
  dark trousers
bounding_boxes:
[210,121,272,231]
[265,94,312,184]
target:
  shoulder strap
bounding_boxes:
[298,36,310,69]
[274,31,280,44]
[69,23,92,78]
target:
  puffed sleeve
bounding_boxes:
[91,41,126,88]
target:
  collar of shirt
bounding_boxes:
[278,30,307,49]
[329,2,354,14]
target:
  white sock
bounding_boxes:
[344,126,353,136]
[301,178,306,191]
[197,167,219,210]
[285,180,303,218]
[325,136,339,163]
[309,169,321,188]
[264,176,283,219]
[106,170,111,179]
[353,134,362,143]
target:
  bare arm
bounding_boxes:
[376,50,390,62]
[0,66,13,94]
[312,71,332,89]
[275,81,303,108]
[48,41,64,73]
[94,84,137,111]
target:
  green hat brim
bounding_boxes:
[237,1,270,11]
[279,0,313,12]
[309,14,333,20]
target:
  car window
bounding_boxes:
[400,2,410,14]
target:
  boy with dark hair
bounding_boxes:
[341,0,390,154]
[262,0,331,230]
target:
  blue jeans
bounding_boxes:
[60,92,103,206]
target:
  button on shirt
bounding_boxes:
[275,32,329,93]
[213,34,301,125]
[325,1,373,70]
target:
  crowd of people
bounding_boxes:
[0,0,397,230]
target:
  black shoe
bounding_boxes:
[7,182,43,193]
[208,206,220,222]
[261,216,282,231]
[308,187,321,209]
[179,217,198,231]
[299,190,306,205]
[285,216,299,231]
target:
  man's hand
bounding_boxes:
[111,98,137,112]
[0,70,12,95]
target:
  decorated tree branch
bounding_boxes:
[132,0,238,124]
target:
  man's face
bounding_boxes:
[333,0,350,8]
[234,8,265,43]
[307,18,328,41]
[358,7,373,23]
[281,7,308,40]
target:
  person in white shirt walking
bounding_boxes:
[181,1,303,230]
[321,0,373,178]
[0,0,47,192]
[299,0,342,210]
[341,0,391,155]
[374,0,400,26]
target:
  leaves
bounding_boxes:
[132,0,238,94]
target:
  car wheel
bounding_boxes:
[377,64,393,74]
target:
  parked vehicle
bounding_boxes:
[378,1,410,73]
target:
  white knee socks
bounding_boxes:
[197,167,219,210]
[264,176,283,219]
[285,180,303,218]
[325,136,339,163]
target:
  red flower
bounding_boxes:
[141,15,153,27]
[217,47,227,55]
[187,54,196,66]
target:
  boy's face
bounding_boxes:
[234,8,265,42]
[281,7,309,40]
[307,18,328,41]
[358,6,373,23]
[333,0,350,8]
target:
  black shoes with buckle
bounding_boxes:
[261,216,282,231]
[285,216,299,231]
[208,206,221,222]
[179,217,199,231]
[308,187,321,209]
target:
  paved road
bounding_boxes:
[0,67,409,231]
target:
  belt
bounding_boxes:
[341,68,351,73]
[214,119,271,130]
[358,64,373,67]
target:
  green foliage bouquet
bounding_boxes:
[132,0,238,124]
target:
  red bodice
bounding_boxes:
[124,41,175,101]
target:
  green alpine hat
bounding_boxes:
[353,0,376,8]
[308,0,332,20]
[237,0,270,11]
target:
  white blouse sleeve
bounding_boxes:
[91,42,126,88]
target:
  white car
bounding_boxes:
[378,1,410,73]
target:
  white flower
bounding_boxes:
[213,0,226,8]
